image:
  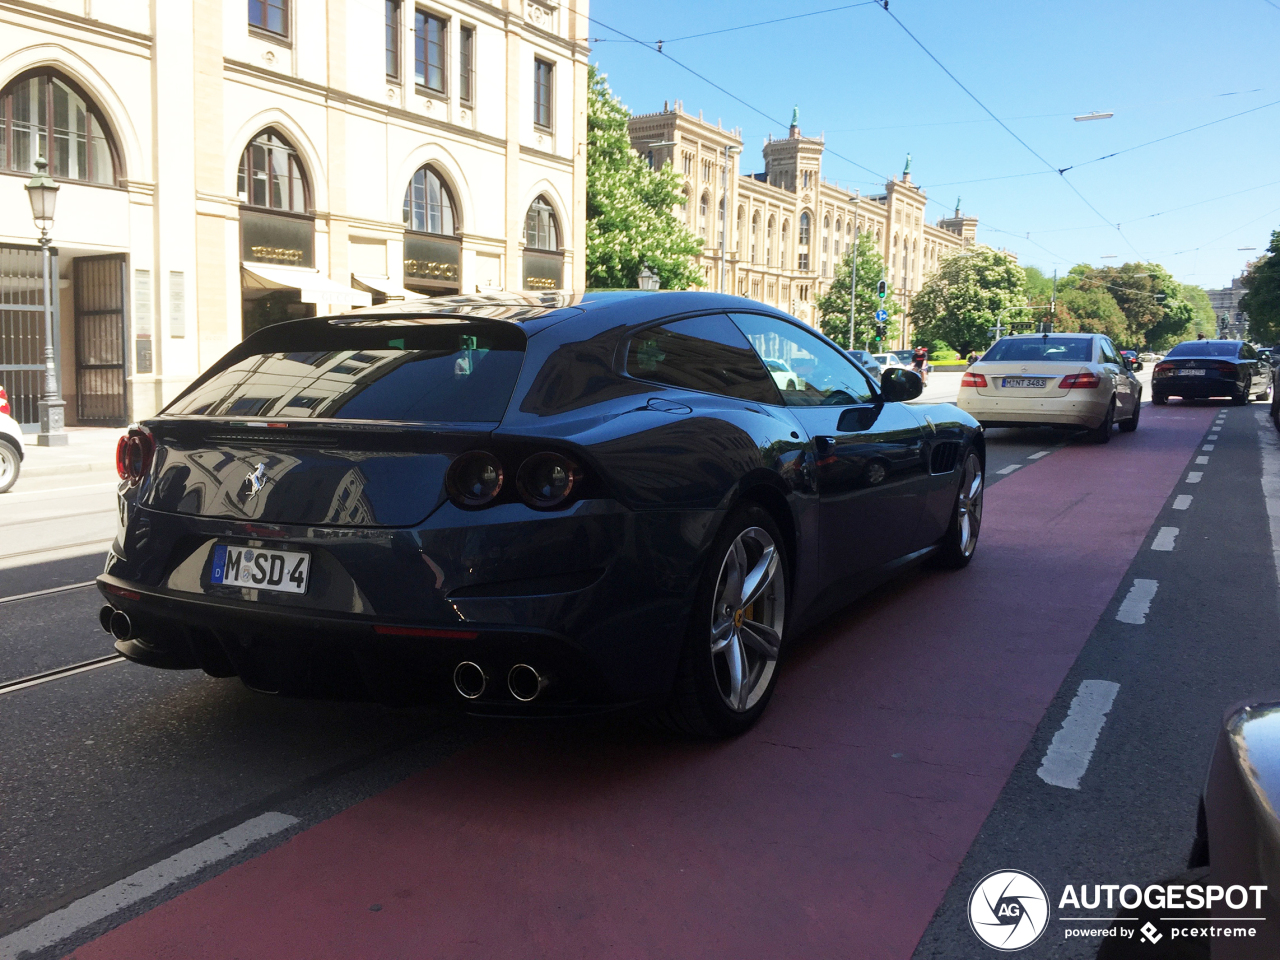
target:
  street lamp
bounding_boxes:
[638,266,660,291]
[848,191,860,349]
[25,157,66,446]
[719,144,741,294]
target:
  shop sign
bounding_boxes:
[404,233,460,284]
[241,209,315,268]
[523,250,562,290]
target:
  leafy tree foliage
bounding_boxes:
[909,248,1025,355]
[585,66,703,290]
[1063,263,1199,350]
[1242,231,1280,346]
[816,233,900,349]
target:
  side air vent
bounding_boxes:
[929,441,961,475]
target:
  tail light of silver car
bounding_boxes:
[115,428,155,485]
[1060,372,1101,389]
[960,372,987,388]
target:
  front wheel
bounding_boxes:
[658,504,788,737]
[932,450,983,569]
[0,439,19,494]
[1258,377,1272,402]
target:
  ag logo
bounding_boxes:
[968,870,1049,951]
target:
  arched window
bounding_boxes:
[238,129,308,212]
[751,211,760,263]
[524,195,559,250]
[402,164,459,235]
[699,191,709,238]
[737,205,746,251]
[718,196,725,246]
[823,214,830,231]
[766,215,775,267]
[834,217,842,235]
[798,212,810,245]
[781,219,790,267]
[0,70,118,184]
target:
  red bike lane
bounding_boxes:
[70,405,1215,960]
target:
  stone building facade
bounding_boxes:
[0,0,588,429]
[1206,270,1252,339]
[629,103,984,348]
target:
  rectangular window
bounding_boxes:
[386,1,401,79]
[534,58,553,129]
[459,25,474,103]
[249,0,288,37]
[798,252,810,271]
[169,271,185,339]
[415,10,447,93]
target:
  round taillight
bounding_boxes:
[516,452,582,510]
[116,430,154,484]
[446,451,504,507]
[116,435,130,480]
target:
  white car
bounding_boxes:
[763,358,801,391]
[873,353,910,371]
[0,385,25,493]
[956,333,1142,443]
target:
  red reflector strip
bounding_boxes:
[374,625,479,639]
[105,585,141,601]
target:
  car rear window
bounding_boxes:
[982,337,1093,362]
[166,324,525,422]
[1165,341,1241,358]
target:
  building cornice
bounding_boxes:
[0,0,152,48]
[518,144,572,167]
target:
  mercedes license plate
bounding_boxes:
[210,544,310,595]
[1002,377,1048,388]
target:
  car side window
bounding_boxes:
[1241,343,1257,360]
[728,312,876,406]
[625,313,782,405]
[1099,339,1120,365]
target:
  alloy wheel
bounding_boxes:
[957,454,984,558]
[709,526,785,713]
[0,444,16,492]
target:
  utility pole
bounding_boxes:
[848,191,860,349]
[1050,268,1057,333]
[718,143,741,294]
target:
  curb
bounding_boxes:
[22,461,115,479]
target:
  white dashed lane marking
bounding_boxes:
[1187,472,1203,483]
[1117,579,1159,624]
[1028,451,1050,460]
[997,464,1022,475]
[1173,495,1193,510]
[1196,456,1209,464]
[1037,680,1122,790]
[1151,527,1179,551]
[1203,444,1215,451]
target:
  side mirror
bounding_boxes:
[879,367,923,403]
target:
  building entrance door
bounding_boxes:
[0,243,56,429]
[73,254,128,425]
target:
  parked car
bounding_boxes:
[97,292,986,737]
[1138,351,1160,363]
[846,349,883,382]
[955,333,1142,442]
[1119,349,1143,371]
[763,357,801,391]
[0,386,24,494]
[1151,340,1269,405]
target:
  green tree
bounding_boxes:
[1068,262,1192,349]
[815,233,900,349]
[585,66,703,290]
[1178,283,1219,340]
[1022,265,1055,302]
[1242,231,1280,346]
[908,248,1026,355]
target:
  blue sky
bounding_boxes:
[587,0,1280,289]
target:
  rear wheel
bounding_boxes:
[1258,376,1272,402]
[1089,397,1115,444]
[1234,377,1251,405]
[0,440,19,494]
[1152,392,1168,405]
[932,450,983,569]
[658,504,788,737]
[1119,391,1141,432]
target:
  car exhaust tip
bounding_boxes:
[452,661,487,699]
[108,609,132,642]
[507,663,548,703]
[99,605,116,634]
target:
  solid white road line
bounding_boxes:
[0,812,299,960]
[1028,451,1050,460]
[1196,456,1209,464]
[997,464,1022,475]
[1117,579,1159,624]
[1151,527,1179,551]
[1173,495,1193,510]
[1037,680,1121,790]
[1187,472,1203,483]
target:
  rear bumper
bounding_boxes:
[1152,378,1245,399]
[99,498,720,710]
[956,393,1109,428]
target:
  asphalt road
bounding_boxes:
[2,383,1268,960]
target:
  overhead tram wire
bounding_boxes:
[1025,178,1280,237]
[874,4,1140,257]
[589,3,880,46]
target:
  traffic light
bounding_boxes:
[874,323,886,341]
[876,280,887,300]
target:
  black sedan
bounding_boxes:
[1152,339,1270,405]
[98,292,985,736]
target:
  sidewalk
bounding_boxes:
[17,427,123,481]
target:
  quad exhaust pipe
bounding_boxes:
[451,661,549,702]
[100,605,133,642]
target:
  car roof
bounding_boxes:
[328,290,791,337]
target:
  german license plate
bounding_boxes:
[210,544,309,595]
[1184,369,1206,376]
[1002,377,1048,388]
